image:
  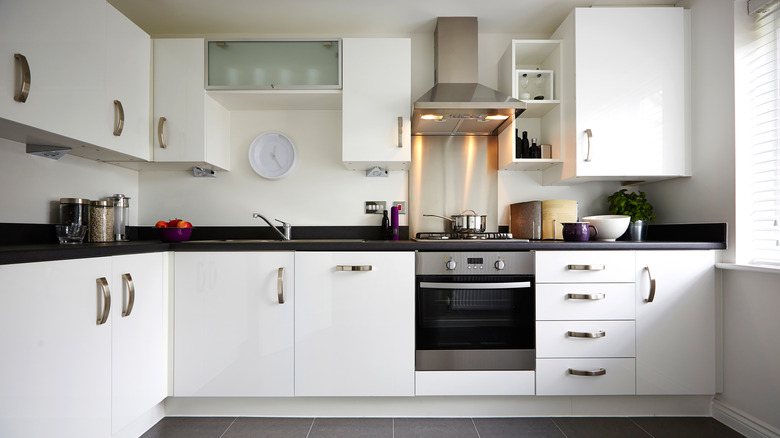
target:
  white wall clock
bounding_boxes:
[248,132,297,179]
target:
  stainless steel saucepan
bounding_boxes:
[423,210,487,233]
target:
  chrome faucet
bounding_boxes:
[252,213,292,240]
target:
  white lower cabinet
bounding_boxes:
[536,358,636,396]
[635,250,716,395]
[416,371,535,396]
[294,251,415,396]
[173,251,295,396]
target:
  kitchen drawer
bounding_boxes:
[536,283,635,320]
[536,358,636,396]
[536,321,635,358]
[415,371,535,396]
[535,251,635,283]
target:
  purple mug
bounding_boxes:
[561,222,598,242]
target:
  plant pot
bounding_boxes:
[628,220,648,241]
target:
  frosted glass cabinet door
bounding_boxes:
[0,258,113,438]
[573,7,686,177]
[207,40,341,89]
[294,252,415,396]
[174,252,295,396]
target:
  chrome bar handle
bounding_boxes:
[566,293,606,300]
[97,277,111,326]
[397,116,403,148]
[643,266,657,303]
[584,128,593,162]
[277,267,285,304]
[566,264,605,271]
[14,53,31,103]
[569,368,606,377]
[158,117,167,148]
[568,330,606,339]
[336,265,373,272]
[121,273,135,317]
[113,100,125,136]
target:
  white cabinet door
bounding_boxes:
[0,0,105,145]
[174,252,295,396]
[0,258,112,438]
[152,39,230,170]
[548,7,687,183]
[295,252,415,396]
[103,4,151,161]
[111,253,165,434]
[342,38,411,171]
[635,251,716,395]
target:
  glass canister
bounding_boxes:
[89,200,114,242]
[108,194,130,241]
[59,198,90,228]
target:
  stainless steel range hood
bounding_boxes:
[412,17,525,136]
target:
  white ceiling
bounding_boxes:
[108,0,677,38]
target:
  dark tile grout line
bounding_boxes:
[549,417,569,438]
[217,417,238,438]
[628,417,655,438]
[305,417,316,438]
[470,418,482,438]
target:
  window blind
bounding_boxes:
[747,0,780,264]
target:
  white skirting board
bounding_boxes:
[712,398,780,438]
[163,395,714,418]
[112,402,165,438]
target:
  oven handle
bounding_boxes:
[419,281,531,290]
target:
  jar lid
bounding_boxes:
[90,200,111,206]
[108,193,130,207]
[60,198,90,204]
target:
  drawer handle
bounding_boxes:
[14,53,31,103]
[96,277,111,326]
[158,117,167,148]
[566,293,605,300]
[121,273,135,317]
[277,267,285,304]
[569,368,606,377]
[337,265,373,272]
[643,266,656,303]
[567,330,606,339]
[566,264,605,271]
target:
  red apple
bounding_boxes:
[154,220,168,228]
[167,219,182,227]
[176,221,192,228]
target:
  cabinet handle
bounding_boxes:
[566,293,606,300]
[113,100,125,136]
[569,368,606,377]
[96,277,111,326]
[157,117,167,148]
[14,53,31,103]
[643,266,657,303]
[121,273,135,317]
[584,128,593,162]
[277,267,285,304]
[566,264,605,271]
[397,116,403,148]
[336,265,373,272]
[567,330,606,339]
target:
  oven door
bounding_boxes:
[415,275,535,371]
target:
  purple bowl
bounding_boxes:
[156,227,193,242]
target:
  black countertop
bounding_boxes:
[0,223,727,266]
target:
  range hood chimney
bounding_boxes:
[412,17,525,136]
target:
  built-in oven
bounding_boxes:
[415,251,535,371]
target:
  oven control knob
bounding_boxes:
[494,260,505,270]
[445,260,457,271]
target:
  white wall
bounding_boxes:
[0,138,139,224]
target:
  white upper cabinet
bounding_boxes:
[342,38,411,171]
[544,7,689,184]
[103,3,151,161]
[148,38,230,171]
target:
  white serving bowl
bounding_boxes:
[582,215,631,241]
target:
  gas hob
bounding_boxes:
[414,232,527,242]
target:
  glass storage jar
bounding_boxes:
[88,200,114,242]
[108,194,130,241]
[59,198,90,228]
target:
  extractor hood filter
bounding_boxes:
[412,17,526,136]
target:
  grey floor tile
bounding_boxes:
[552,417,651,438]
[308,417,393,438]
[630,417,746,438]
[139,417,236,438]
[222,417,314,438]
[473,417,565,438]
[394,418,479,438]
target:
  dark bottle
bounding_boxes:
[519,131,530,159]
[381,210,390,240]
[529,137,541,158]
[515,129,522,159]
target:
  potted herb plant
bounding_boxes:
[607,189,656,241]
